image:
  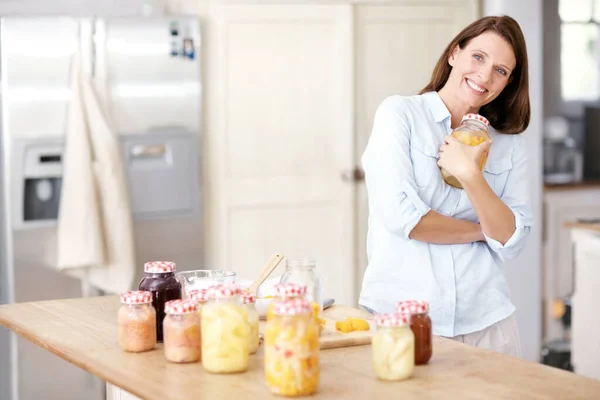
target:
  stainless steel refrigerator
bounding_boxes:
[0,15,204,400]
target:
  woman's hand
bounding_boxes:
[437,136,492,182]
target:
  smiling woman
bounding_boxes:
[359,16,533,358]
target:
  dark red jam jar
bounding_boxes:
[138,261,182,342]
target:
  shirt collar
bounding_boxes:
[422,91,451,123]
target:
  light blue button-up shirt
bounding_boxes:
[359,91,533,337]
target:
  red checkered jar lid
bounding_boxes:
[208,283,241,299]
[374,313,410,327]
[188,289,209,302]
[144,261,176,273]
[164,299,198,314]
[461,113,490,127]
[241,292,256,304]
[273,298,311,316]
[274,283,307,298]
[396,300,430,314]
[120,291,152,304]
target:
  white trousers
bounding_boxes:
[447,313,522,358]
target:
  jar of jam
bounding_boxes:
[118,291,156,353]
[267,283,307,321]
[440,113,491,189]
[396,300,432,365]
[163,300,201,363]
[372,313,414,381]
[202,283,250,373]
[241,292,260,354]
[138,261,182,342]
[265,298,320,396]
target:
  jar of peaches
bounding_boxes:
[163,299,201,363]
[241,292,260,354]
[202,283,250,373]
[372,313,414,381]
[265,298,320,396]
[118,291,157,353]
[441,113,491,189]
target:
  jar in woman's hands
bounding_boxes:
[440,113,491,189]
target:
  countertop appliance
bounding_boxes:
[0,16,203,400]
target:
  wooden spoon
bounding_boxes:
[247,253,284,294]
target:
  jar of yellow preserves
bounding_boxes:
[265,298,320,396]
[241,292,260,354]
[441,113,491,189]
[372,313,414,381]
[202,283,250,373]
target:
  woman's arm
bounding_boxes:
[409,210,485,244]
[363,97,484,245]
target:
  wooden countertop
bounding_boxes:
[544,180,600,192]
[564,221,600,233]
[1,296,600,399]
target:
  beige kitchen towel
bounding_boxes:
[57,55,136,295]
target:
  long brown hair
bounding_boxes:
[420,16,530,134]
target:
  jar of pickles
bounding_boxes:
[396,300,432,365]
[280,257,323,312]
[241,292,260,354]
[267,283,307,321]
[265,298,320,396]
[163,300,201,363]
[118,291,157,353]
[202,283,250,373]
[441,113,491,189]
[372,313,414,381]
[138,261,182,342]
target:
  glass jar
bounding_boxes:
[163,300,201,363]
[177,269,237,299]
[396,300,432,365]
[267,283,307,321]
[242,292,260,354]
[441,113,491,189]
[265,298,320,396]
[372,313,414,381]
[118,291,157,353]
[202,283,250,373]
[138,261,182,342]
[189,288,209,317]
[280,257,323,312]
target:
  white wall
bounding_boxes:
[483,0,543,362]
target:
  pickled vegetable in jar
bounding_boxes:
[267,283,307,321]
[163,300,201,363]
[138,261,182,342]
[118,291,156,353]
[202,283,250,373]
[396,300,432,365]
[241,292,260,354]
[372,313,414,381]
[441,113,491,189]
[265,298,320,397]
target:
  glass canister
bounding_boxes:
[177,269,237,299]
[265,298,320,397]
[372,313,415,381]
[396,300,432,365]
[241,292,260,354]
[280,257,323,313]
[163,299,201,363]
[202,283,250,373]
[441,113,491,189]
[118,291,157,353]
[138,261,182,342]
[267,283,307,321]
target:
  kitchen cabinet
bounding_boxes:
[542,186,600,343]
[195,0,480,306]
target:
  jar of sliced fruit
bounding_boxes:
[163,299,201,363]
[202,283,250,373]
[241,292,260,354]
[265,298,320,397]
[118,291,156,353]
[372,313,414,381]
[440,113,491,189]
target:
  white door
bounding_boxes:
[354,3,480,285]
[208,5,356,305]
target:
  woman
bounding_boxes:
[359,15,533,357]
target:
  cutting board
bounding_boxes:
[259,305,375,350]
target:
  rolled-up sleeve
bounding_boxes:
[484,136,534,260]
[362,97,430,239]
